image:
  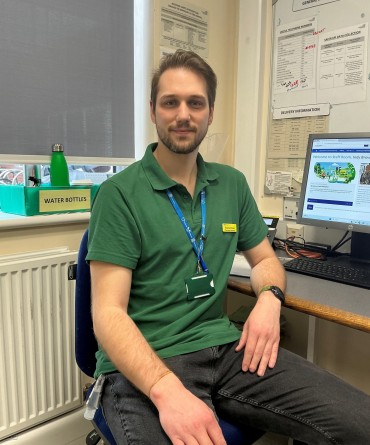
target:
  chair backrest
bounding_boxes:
[74,229,118,445]
[75,229,97,378]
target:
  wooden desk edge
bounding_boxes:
[227,278,370,334]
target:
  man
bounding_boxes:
[87,50,370,444]
[360,163,370,184]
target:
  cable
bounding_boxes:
[287,237,325,259]
[330,230,351,253]
[274,237,326,260]
[275,229,355,261]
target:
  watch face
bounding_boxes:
[270,286,285,303]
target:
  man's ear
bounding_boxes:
[208,106,214,125]
[150,100,156,123]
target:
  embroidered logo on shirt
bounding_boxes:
[222,223,237,233]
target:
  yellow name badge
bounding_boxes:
[39,189,91,213]
[222,223,237,233]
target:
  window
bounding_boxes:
[0,0,135,161]
[0,163,126,186]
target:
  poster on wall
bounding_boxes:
[272,17,317,96]
[160,0,209,57]
[317,23,368,104]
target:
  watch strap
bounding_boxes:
[258,285,285,304]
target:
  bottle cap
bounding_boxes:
[52,143,64,152]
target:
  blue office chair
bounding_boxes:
[72,229,265,445]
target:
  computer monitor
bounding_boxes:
[297,132,370,264]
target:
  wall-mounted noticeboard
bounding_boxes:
[265,0,370,196]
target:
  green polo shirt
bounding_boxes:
[87,143,268,377]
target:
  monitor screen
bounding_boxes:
[298,133,370,262]
[298,133,370,235]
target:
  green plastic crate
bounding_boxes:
[0,185,99,216]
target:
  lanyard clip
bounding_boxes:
[84,374,106,420]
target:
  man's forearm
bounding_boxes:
[93,305,179,397]
[249,256,286,297]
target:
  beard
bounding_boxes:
[156,123,208,155]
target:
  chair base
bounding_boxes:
[86,429,101,445]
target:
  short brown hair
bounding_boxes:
[151,50,217,111]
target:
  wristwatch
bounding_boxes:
[259,285,285,304]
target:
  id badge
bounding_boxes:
[185,273,215,300]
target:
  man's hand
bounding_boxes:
[150,373,226,445]
[235,292,281,376]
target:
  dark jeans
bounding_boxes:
[101,342,370,444]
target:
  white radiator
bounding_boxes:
[0,248,83,440]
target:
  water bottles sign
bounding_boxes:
[39,188,91,213]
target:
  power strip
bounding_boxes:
[304,242,332,253]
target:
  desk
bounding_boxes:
[228,272,370,334]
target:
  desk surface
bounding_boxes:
[228,271,370,333]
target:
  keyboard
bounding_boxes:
[284,257,370,290]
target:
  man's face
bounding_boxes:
[150,68,214,155]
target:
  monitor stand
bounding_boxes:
[333,231,370,265]
[350,231,370,263]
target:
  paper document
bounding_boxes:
[160,0,209,57]
[265,171,292,195]
[267,115,329,159]
[272,17,317,95]
[317,23,368,104]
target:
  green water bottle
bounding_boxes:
[50,143,70,186]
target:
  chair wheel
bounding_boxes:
[86,429,101,445]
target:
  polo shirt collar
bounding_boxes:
[142,143,219,191]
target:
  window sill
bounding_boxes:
[0,211,90,230]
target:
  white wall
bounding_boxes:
[234,0,273,196]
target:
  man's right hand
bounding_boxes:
[150,372,226,445]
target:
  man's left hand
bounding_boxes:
[235,292,281,376]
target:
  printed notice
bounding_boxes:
[265,171,292,195]
[268,115,329,158]
[317,23,368,104]
[273,103,330,119]
[273,17,317,95]
[266,158,305,184]
[39,189,91,213]
[293,0,340,12]
[160,1,208,57]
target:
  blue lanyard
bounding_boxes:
[166,188,208,273]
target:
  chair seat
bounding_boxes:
[219,418,264,444]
